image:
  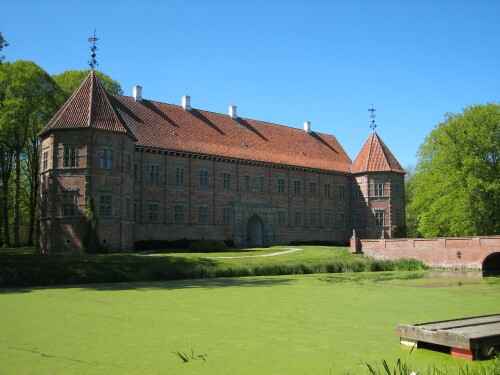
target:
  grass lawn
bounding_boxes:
[0,246,426,287]
[1,272,499,374]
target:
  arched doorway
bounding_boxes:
[247,215,263,246]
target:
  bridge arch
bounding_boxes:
[482,252,500,271]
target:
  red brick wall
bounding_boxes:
[353,236,500,269]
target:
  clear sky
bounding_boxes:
[2,0,499,168]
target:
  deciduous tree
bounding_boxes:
[52,69,122,99]
[408,103,500,237]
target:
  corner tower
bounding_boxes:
[38,71,137,253]
[350,131,406,239]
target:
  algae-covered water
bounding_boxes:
[0,271,498,374]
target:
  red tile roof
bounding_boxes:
[351,131,405,174]
[39,71,136,140]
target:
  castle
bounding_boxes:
[38,71,405,253]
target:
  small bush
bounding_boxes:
[189,240,228,253]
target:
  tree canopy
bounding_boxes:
[407,103,500,237]
[0,32,8,64]
[52,69,123,99]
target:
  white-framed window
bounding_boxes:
[309,181,317,196]
[353,212,362,227]
[294,210,301,226]
[63,146,78,168]
[353,185,362,199]
[375,210,385,226]
[175,166,184,185]
[99,195,112,217]
[294,180,301,195]
[222,171,231,189]
[198,205,208,224]
[394,183,401,197]
[325,211,332,227]
[339,185,346,199]
[223,207,231,225]
[259,175,265,192]
[278,210,286,226]
[99,148,113,169]
[149,163,160,182]
[309,210,317,226]
[199,169,208,187]
[42,148,49,171]
[374,182,384,197]
[62,192,77,216]
[324,183,331,197]
[174,204,184,223]
[148,202,159,222]
[340,212,347,228]
[278,177,285,193]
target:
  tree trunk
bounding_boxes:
[13,149,21,247]
[1,182,10,247]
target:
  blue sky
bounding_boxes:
[2,0,499,168]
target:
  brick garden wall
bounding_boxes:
[351,236,500,269]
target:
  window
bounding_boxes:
[175,166,184,185]
[199,169,208,187]
[395,212,402,226]
[199,205,208,224]
[324,183,331,197]
[294,180,301,195]
[148,202,159,222]
[149,163,160,182]
[126,154,132,174]
[353,185,362,199]
[309,181,317,196]
[309,211,317,226]
[278,210,286,226]
[325,211,332,227]
[354,212,362,227]
[99,148,113,169]
[174,204,184,223]
[339,185,346,199]
[259,176,265,192]
[222,172,231,189]
[244,175,250,191]
[278,177,285,193]
[340,212,347,228]
[133,202,137,222]
[42,148,49,171]
[294,210,302,226]
[223,208,231,224]
[134,164,138,181]
[126,198,131,219]
[375,211,385,226]
[394,183,401,197]
[62,192,77,216]
[99,195,112,217]
[63,146,78,168]
[374,182,384,197]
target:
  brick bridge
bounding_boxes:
[350,235,500,270]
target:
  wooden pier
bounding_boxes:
[396,314,500,359]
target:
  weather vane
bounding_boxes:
[87,29,99,70]
[368,105,377,131]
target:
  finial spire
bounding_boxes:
[368,105,377,131]
[87,29,99,70]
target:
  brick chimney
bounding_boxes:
[133,85,142,102]
[182,95,191,111]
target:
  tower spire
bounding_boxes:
[368,105,377,131]
[87,29,99,70]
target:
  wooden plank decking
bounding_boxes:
[396,314,500,359]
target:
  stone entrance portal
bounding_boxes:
[247,215,263,247]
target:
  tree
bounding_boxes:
[52,69,123,99]
[0,61,60,246]
[0,32,8,64]
[408,103,500,237]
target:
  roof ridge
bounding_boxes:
[374,131,392,171]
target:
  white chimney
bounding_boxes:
[304,121,312,133]
[133,85,142,102]
[229,105,237,119]
[182,95,191,111]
